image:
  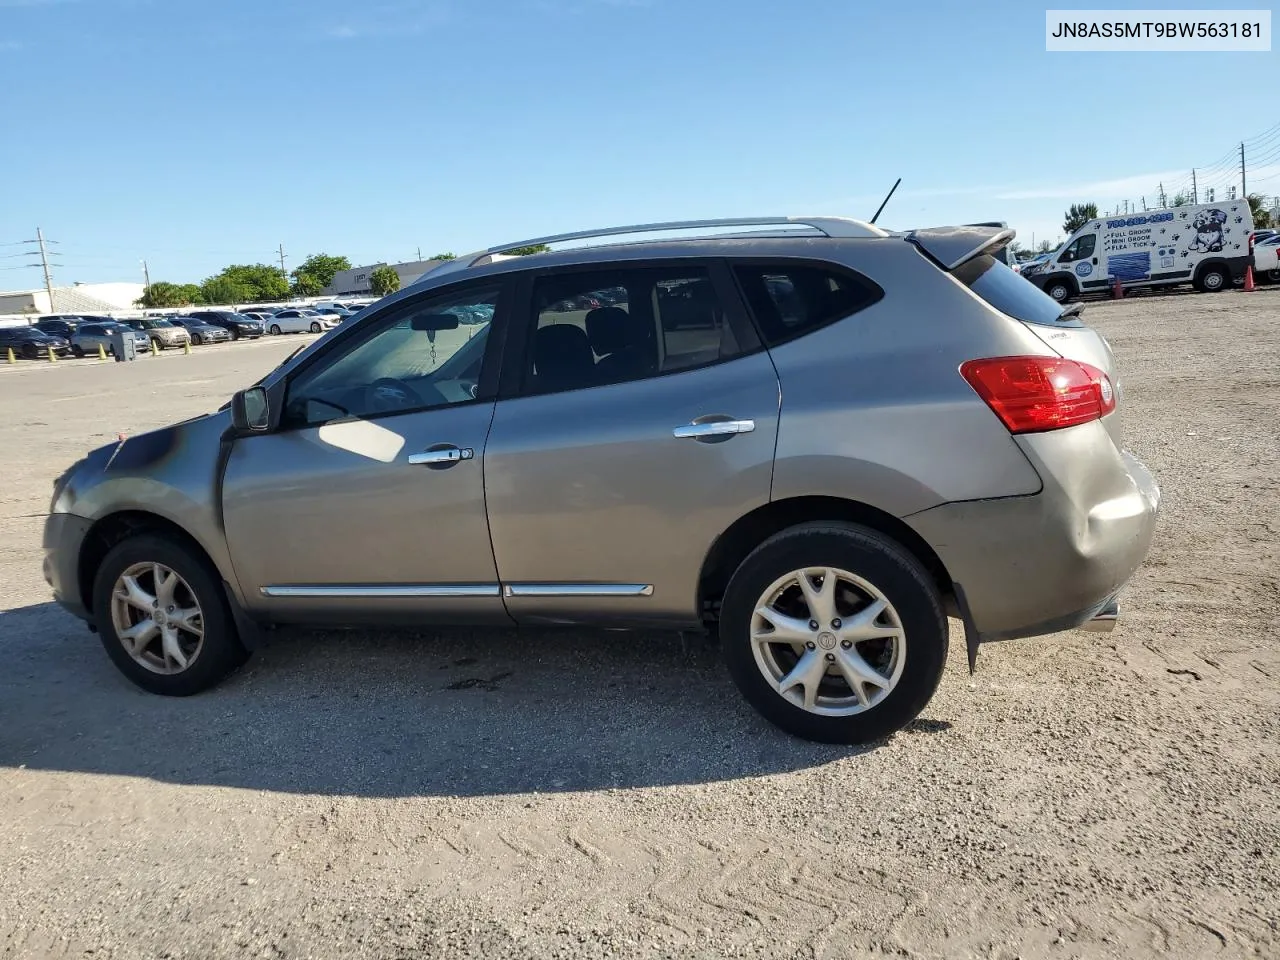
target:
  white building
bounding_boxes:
[324,260,447,296]
[0,282,146,316]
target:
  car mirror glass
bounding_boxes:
[231,386,270,432]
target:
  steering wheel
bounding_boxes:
[365,377,423,413]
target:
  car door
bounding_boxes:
[1059,230,1102,289]
[221,279,513,625]
[483,260,779,626]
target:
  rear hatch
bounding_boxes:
[950,253,1123,445]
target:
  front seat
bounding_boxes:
[586,307,655,382]
[532,324,596,392]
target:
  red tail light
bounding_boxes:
[960,356,1116,434]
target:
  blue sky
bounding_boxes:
[1,0,1277,287]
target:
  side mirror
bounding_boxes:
[231,386,270,433]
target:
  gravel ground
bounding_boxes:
[1,294,1277,960]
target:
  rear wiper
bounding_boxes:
[1058,302,1085,320]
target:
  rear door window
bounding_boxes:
[732,263,882,346]
[952,255,1081,327]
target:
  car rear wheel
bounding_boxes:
[92,534,249,695]
[720,522,947,744]
[22,343,39,359]
[270,324,281,335]
[1198,264,1229,292]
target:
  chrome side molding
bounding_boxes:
[260,584,501,598]
[503,583,654,598]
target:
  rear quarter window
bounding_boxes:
[733,262,883,346]
[953,255,1082,327]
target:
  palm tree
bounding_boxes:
[1246,194,1273,229]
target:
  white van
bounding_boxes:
[1025,201,1254,302]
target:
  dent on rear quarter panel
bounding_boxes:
[767,241,1050,515]
[65,411,243,603]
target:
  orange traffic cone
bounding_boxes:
[1244,265,1256,292]
[1111,276,1124,299]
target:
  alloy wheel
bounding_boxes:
[109,561,205,675]
[750,566,905,716]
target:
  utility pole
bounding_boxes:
[1241,142,1247,199]
[1192,168,1198,205]
[278,243,287,278]
[417,246,422,261]
[35,227,54,311]
[1159,182,1167,208]
[141,259,151,290]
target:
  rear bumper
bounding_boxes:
[906,422,1159,642]
[42,512,94,622]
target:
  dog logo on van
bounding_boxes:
[1188,209,1228,253]
[1074,261,1093,278]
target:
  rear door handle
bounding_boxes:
[673,419,755,440]
[408,445,474,466]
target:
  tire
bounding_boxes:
[270,324,281,336]
[230,329,241,340]
[719,522,947,744]
[71,345,84,358]
[1045,277,1075,303]
[1198,264,1229,293]
[22,343,39,360]
[191,334,202,346]
[92,533,249,696]
[151,338,163,352]
[309,322,322,333]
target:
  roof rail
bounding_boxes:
[483,216,887,257]
[412,216,890,287]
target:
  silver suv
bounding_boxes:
[43,217,1159,743]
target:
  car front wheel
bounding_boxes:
[92,534,249,695]
[720,522,947,744]
[270,324,281,335]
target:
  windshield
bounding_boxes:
[952,255,1081,327]
[144,319,174,328]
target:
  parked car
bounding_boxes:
[69,322,151,357]
[42,216,1159,744]
[266,309,337,334]
[238,310,278,325]
[186,311,265,340]
[32,317,82,339]
[120,317,191,351]
[1029,201,1254,302]
[1251,232,1280,280]
[167,316,232,345]
[1016,252,1054,279]
[0,325,70,359]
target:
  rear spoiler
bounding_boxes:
[905,224,1016,270]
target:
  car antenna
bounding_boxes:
[869,178,902,225]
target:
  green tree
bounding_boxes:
[177,284,205,305]
[1036,239,1056,254]
[504,243,552,256]
[291,253,351,296]
[369,265,401,296]
[1171,192,1191,207]
[1063,203,1099,235]
[136,281,199,308]
[429,251,457,260]
[1246,193,1273,229]
[201,275,252,305]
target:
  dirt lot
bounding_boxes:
[1,293,1277,959]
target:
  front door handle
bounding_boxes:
[408,445,474,466]
[673,419,755,440]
